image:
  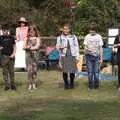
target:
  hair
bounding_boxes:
[27,25,40,38]
[63,23,72,33]
[18,21,28,27]
[88,23,98,32]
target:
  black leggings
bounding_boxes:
[62,72,75,85]
[118,64,120,85]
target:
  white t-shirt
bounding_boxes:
[84,33,103,56]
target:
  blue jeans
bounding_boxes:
[85,54,100,89]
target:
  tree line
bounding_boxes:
[0,0,119,36]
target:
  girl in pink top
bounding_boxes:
[15,17,29,68]
[16,17,28,41]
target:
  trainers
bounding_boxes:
[4,86,10,91]
[69,84,74,89]
[118,87,120,91]
[32,84,37,90]
[11,85,16,90]
[64,84,69,90]
[88,87,93,90]
[28,84,32,90]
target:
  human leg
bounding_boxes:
[8,58,16,90]
[93,59,100,89]
[2,55,10,90]
[62,72,69,89]
[70,73,75,89]
[86,56,94,89]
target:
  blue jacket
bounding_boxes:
[56,34,79,60]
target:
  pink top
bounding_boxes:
[16,26,28,41]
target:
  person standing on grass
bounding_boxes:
[84,25,103,90]
[114,33,120,90]
[0,25,16,91]
[15,17,28,69]
[111,47,118,77]
[23,25,41,90]
[56,24,79,89]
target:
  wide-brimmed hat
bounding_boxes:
[18,17,28,23]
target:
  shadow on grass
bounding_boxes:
[0,70,119,120]
[1,97,120,120]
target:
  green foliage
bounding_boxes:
[0,0,120,36]
[76,0,120,36]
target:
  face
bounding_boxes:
[3,29,10,36]
[29,29,36,37]
[89,30,96,36]
[20,22,26,27]
[63,26,71,35]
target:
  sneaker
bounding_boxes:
[88,87,93,90]
[94,87,100,89]
[118,87,120,91]
[69,84,74,89]
[11,85,16,90]
[4,86,10,91]
[28,84,32,90]
[32,84,37,90]
[64,84,69,90]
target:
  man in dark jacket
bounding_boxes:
[114,33,120,89]
[0,25,16,91]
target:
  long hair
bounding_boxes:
[27,25,40,38]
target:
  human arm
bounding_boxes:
[99,46,103,64]
[99,35,103,64]
[16,28,20,41]
[56,36,66,50]
[9,44,16,58]
[0,37,3,50]
[84,35,93,52]
[74,35,80,62]
[84,45,93,52]
[114,36,120,47]
[23,37,30,50]
[30,37,41,50]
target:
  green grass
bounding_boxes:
[0,70,120,120]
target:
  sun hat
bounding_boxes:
[18,17,28,23]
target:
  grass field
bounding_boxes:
[0,70,120,120]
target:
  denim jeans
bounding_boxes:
[85,54,100,89]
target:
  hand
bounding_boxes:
[59,46,66,49]
[23,45,31,50]
[86,47,93,52]
[9,54,15,59]
[16,39,20,42]
[114,44,120,47]
[75,59,79,64]
[99,60,103,64]
[0,47,3,50]
[58,62,63,69]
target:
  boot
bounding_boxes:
[70,73,75,89]
[11,84,16,90]
[63,72,69,89]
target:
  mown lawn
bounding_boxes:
[0,70,120,120]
